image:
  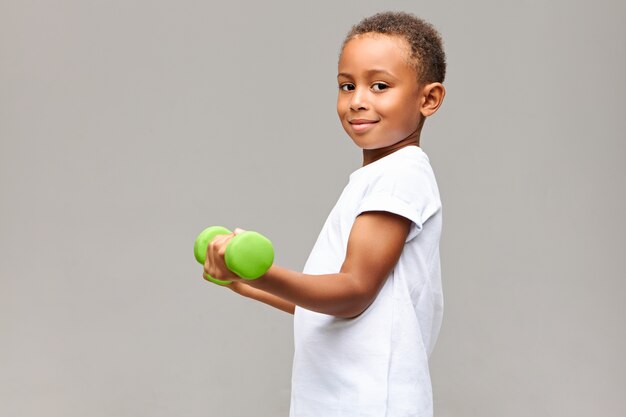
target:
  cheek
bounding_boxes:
[384,95,419,124]
[337,96,347,118]
[376,94,401,115]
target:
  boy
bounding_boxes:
[204,11,446,417]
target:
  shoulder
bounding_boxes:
[367,147,433,179]
[356,147,440,235]
[365,148,436,194]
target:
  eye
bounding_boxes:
[372,82,389,91]
[339,83,355,91]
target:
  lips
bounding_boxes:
[348,119,379,133]
[349,119,378,124]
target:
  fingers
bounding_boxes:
[204,232,236,281]
[205,235,221,278]
[205,238,215,278]
[204,236,216,278]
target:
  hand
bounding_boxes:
[203,228,247,283]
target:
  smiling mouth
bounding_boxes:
[349,119,379,132]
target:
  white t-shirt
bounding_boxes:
[290,146,443,417]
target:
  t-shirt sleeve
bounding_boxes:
[356,164,440,242]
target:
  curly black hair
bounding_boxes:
[341,11,446,84]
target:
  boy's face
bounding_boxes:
[337,34,423,150]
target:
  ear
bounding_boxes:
[419,82,446,118]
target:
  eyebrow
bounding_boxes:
[337,69,398,80]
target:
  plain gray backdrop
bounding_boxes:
[1,0,625,416]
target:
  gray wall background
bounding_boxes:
[1,0,624,416]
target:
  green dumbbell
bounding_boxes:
[194,226,274,285]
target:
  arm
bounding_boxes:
[205,212,410,318]
[246,211,410,318]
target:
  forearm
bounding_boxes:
[238,284,296,315]
[246,265,366,319]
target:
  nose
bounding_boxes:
[349,87,369,111]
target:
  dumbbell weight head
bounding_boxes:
[225,231,274,280]
[194,226,234,285]
[194,226,232,264]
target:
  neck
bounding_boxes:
[362,128,421,167]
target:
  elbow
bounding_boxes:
[335,287,374,319]
[336,303,369,319]
[337,310,364,320]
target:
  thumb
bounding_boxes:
[234,227,246,235]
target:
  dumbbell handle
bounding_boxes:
[194,226,274,286]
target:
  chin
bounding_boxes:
[350,140,384,150]
[349,136,393,150]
